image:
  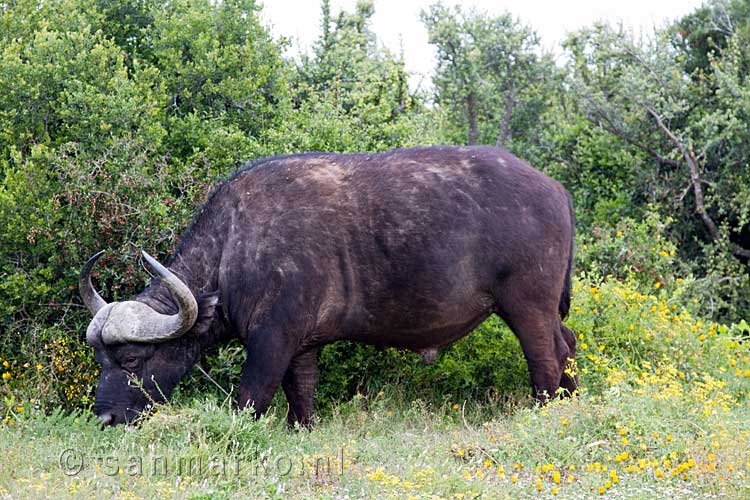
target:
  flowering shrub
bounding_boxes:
[576,209,687,291]
[569,276,749,403]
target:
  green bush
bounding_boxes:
[576,209,688,288]
[0,0,291,411]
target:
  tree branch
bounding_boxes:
[590,111,681,168]
[646,106,750,259]
[496,81,515,147]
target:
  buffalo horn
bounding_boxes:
[79,250,108,315]
[138,251,198,341]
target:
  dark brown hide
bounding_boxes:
[85,146,576,426]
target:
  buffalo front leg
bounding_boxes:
[238,330,292,417]
[282,349,319,428]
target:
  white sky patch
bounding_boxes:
[259,0,705,91]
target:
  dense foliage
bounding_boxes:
[1,0,748,416]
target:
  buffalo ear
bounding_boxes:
[191,292,220,336]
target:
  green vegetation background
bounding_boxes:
[1,0,749,415]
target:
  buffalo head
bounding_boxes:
[80,251,211,426]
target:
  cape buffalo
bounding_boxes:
[81,146,576,426]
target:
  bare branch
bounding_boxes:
[646,106,719,238]
[496,82,515,147]
[676,182,692,203]
[589,111,680,168]
[646,106,750,259]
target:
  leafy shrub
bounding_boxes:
[0,0,288,412]
[576,209,688,289]
[575,207,750,323]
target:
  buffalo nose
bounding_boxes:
[97,412,115,427]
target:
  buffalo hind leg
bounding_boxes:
[238,330,292,417]
[497,303,575,403]
[558,323,578,395]
[282,349,319,428]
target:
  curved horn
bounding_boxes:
[79,251,107,315]
[139,251,198,340]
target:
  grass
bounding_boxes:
[1,384,749,499]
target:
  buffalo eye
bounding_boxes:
[121,355,141,372]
